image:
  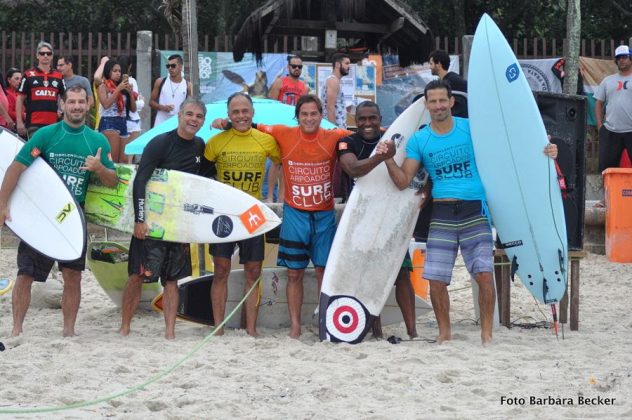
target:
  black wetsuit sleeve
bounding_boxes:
[199,156,217,179]
[133,138,165,223]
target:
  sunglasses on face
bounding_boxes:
[290,64,303,69]
[38,51,53,56]
[166,63,178,69]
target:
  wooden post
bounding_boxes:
[136,31,153,133]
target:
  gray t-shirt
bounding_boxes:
[594,73,632,132]
[64,75,93,98]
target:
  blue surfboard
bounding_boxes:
[468,14,568,304]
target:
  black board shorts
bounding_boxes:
[17,240,86,282]
[128,237,191,285]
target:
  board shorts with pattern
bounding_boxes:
[209,234,265,264]
[128,237,191,285]
[17,240,86,282]
[278,204,336,269]
[424,200,493,284]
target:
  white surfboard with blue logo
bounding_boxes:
[468,14,568,304]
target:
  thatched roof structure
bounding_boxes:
[232,0,433,66]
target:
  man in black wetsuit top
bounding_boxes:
[119,97,209,340]
[336,100,422,339]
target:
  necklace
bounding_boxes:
[169,78,183,98]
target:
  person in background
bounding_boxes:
[96,58,136,163]
[16,41,65,138]
[5,68,23,126]
[117,55,144,163]
[56,56,94,109]
[149,54,192,127]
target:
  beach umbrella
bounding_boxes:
[125,98,336,155]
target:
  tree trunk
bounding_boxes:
[564,0,581,95]
[182,0,200,97]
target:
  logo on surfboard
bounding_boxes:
[55,202,75,223]
[212,215,233,238]
[505,63,520,83]
[239,205,265,234]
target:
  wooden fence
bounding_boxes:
[3,31,631,75]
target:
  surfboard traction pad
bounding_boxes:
[319,293,374,344]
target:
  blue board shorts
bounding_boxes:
[424,200,493,284]
[277,204,336,269]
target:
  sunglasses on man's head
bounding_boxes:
[290,64,303,69]
[38,51,53,56]
[166,63,178,69]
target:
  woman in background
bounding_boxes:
[96,58,136,163]
[117,56,144,163]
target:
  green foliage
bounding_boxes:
[1,0,630,41]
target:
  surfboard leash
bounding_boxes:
[0,276,262,415]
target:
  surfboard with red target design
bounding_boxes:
[319,98,431,344]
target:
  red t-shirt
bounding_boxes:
[258,124,351,211]
[18,67,66,127]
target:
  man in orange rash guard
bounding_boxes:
[251,94,351,338]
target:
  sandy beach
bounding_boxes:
[1,243,631,419]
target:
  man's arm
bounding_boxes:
[325,77,339,125]
[132,141,162,239]
[595,99,604,129]
[267,78,282,101]
[265,163,281,202]
[15,95,25,136]
[384,157,422,190]
[93,56,109,87]
[339,147,392,179]
[149,78,164,112]
[0,161,28,225]
[186,82,193,98]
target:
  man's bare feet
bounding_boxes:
[436,334,452,344]
[481,333,492,346]
[10,327,22,338]
[118,326,130,336]
[213,327,225,336]
[246,329,259,338]
[63,329,77,338]
[165,331,175,340]
[288,325,301,339]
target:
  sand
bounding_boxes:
[1,246,631,419]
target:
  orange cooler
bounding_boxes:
[603,168,632,262]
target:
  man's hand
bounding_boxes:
[544,143,558,160]
[416,178,432,210]
[16,122,26,137]
[0,204,11,226]
[81,147,104,172]
[211,118,230,129]
[133,222,149,240]
[375,139,396,160]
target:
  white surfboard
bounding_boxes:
[468,14,568,304]
[319,98,431,344]
[85,164,281,243]
[0,129,86,261]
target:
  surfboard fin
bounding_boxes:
[551,304,559,341]
[510,255,519,282]
[558,249,566,275]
